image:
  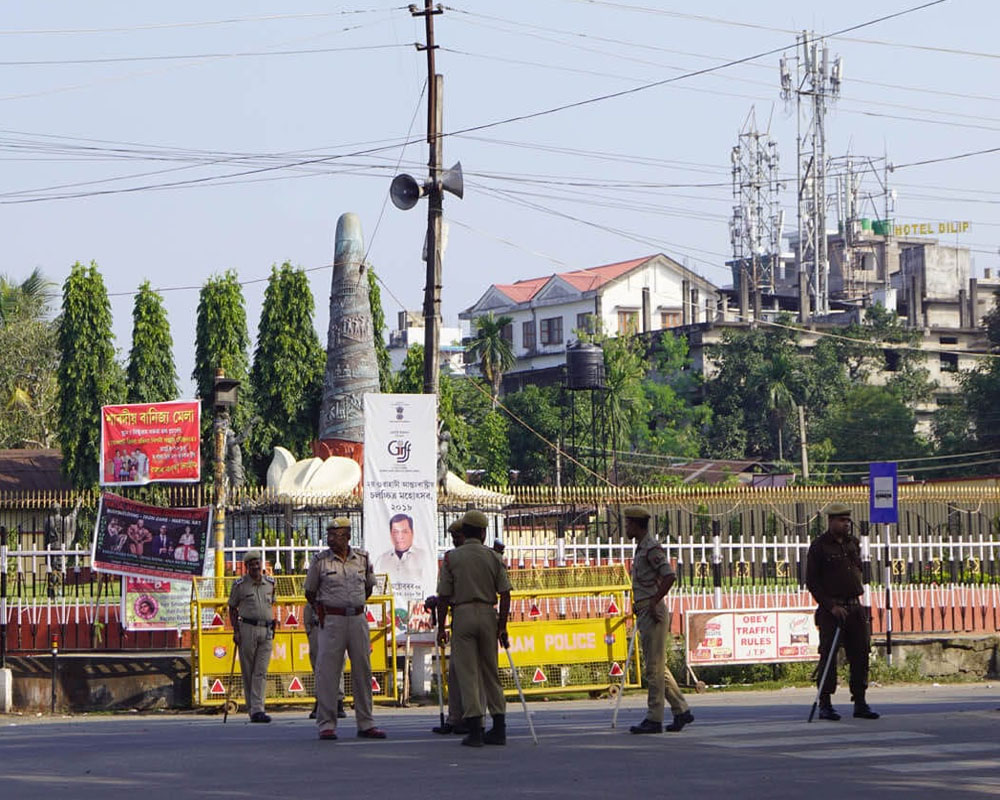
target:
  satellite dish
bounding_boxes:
[390,173,423,210]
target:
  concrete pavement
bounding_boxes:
[1,683,998,799]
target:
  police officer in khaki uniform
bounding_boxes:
[303,601,346,720]
[806,502,879,721]
[304,517,386,741]
[624,506,694,735]
[436,509,511,748]
[228,550,276,723]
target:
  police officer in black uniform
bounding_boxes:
[806,502,879,721]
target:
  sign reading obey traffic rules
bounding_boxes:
[869,462,898,524]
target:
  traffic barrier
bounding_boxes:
[190,574,397,709]
[499,565,641,696]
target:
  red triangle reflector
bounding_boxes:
[284,611,299,626]
[606,600,620,615]
[210,612,225,627]
[371,675,381,692]
[209,679,226,695]
[528,603,541,618]
[365,609,376,623]
[532,668,546,684]
[287,676,305,692]
[609,662,624,677]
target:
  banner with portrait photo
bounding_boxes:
[91,492,212,581]
[363,393,438,634]
[100,400,201,486]
[122,549,215,632]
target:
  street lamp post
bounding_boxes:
[212,369,239,579]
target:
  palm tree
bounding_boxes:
[759,350,799,461]
[467,312,515,407]
[0,267,52,324]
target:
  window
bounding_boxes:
[540,316,563,345]
[660,310,682,328]
[617,310,639,335]
[576,313,596,334]
[522,320,536,351]
[501,323,513,343]
[939,336,958,345]
[940,352,958,373]
[882,349,900,372]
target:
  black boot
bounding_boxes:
[308,702,317,720]
[337,700,347,719]
[665,710,694,732]
[431,722,455,735]
[483,713,506,745]
[451,720,470,735]
[853,697,880,719]
[818,694,840,721]
[460,717,484,748]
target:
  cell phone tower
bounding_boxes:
[780,31,842,319]
[729,107,784,322]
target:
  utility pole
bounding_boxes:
[798,404,810,482]
[413,1,444,396]
[781,32,841,320]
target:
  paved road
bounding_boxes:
[1,684,998,799]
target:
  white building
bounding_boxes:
[387,310,466,375]
[460,254,720,388]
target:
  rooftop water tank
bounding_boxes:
[566,341,605,390]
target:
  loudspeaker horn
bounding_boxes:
[390,173,424,211]
[441,161,464,199]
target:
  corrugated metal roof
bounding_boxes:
[0,449,72,492]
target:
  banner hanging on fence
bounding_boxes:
[685,608,819,666]
[100,400,201,486]
[92,492,212,581]
[363,393,438,633]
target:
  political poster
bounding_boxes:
[685,608,819,666]
[100,400,200,486]
[363,394,438,634]
[92,492,212,581]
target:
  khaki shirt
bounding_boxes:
[228,575,276,621]
[437,539,512,604]
[631,533,674,603]
[304,547,374,608]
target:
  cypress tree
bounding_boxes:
[126,280,177,402]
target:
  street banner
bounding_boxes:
[363,393,438,633]
[100,400,201,486]
[122,549,215,632]
[92,492,212,581]
[685,608,820,666]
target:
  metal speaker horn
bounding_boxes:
[390,173,424,211]
[441,161,464,199]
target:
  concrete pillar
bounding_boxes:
[681,279,690,325]
[798,271,810,323]
[969,278,980,328]
[0,668,11,713]
[641,287,651,333]
[958,288,967,328]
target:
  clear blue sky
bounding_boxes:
[1,1,995,395]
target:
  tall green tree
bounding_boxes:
[467,312,515,407]
[248,263,325,480]
[193,271,252,475]
[469,409,510,486]
[0,269,59,447]
[368,267,394,393]
[126,281,177,403]
[57,261,124,487]
[503,384,563,484]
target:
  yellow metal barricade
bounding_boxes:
[499,565,641,697]
[191,574,397,709]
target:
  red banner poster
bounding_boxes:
[100,400,201,485]
[92,493,212,581]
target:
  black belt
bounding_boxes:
[240,618,275,628]
[834,597,862,607]
[323,605,366,616]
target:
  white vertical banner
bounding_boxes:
[363,393,438,634]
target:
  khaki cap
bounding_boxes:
[461,509,489,529]
[327,516,352,530]
[243,549,262,563]
[623,505,651,520]
[447,519,463,534]
[826,502,852,517]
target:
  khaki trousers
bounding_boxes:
[307,625,344,702]
[238,622,273,716]
[445,653,487,725]
[451,604,505,720]
[637,607,689,723]
[315,614,375,733]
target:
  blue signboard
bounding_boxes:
[869,462,898,524]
